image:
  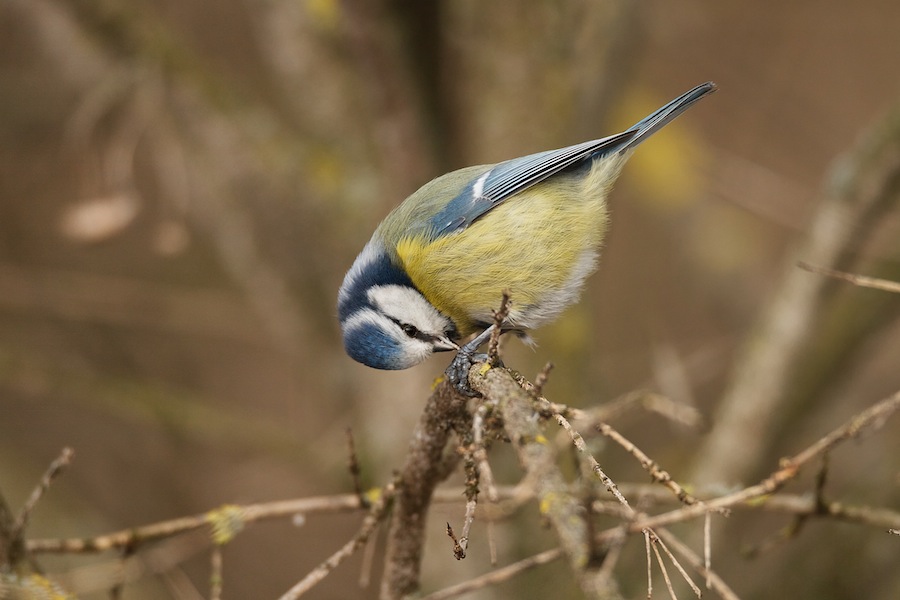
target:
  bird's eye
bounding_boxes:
[401,324,420,338]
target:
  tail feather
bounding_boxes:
[620,81,717,152]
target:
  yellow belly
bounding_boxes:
[395,172,611,335]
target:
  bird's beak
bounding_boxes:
[432,336,459,353]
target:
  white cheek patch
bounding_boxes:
[342,307,434,369]
[367,285,449,334]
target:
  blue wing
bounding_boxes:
[430,81,716,237]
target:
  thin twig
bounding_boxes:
[26,487,526,555]
[445,522,464,560]
[472,402,500,564]
[346,428,366,507]
[419,548,563,600]
[595,422,710,510]
[649,531,677,600]
[209,545,223,600]
[357,527,377,589]
[471,367,611,596]
[488,292,512,363]
[655,528,741,600]
[11,447,75,538]
[798,261,900,294]
[703,512,711,589]
[532,362,554,398]
[554,411,632,511]
[630,389,900,532]
[277,482,396,600]
[654,535,701,598]
[645,530,653,599]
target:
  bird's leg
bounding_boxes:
[446,325,499,396]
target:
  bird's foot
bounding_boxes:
[446,325,501,396]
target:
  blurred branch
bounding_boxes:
[420,547,564,600]
[278,482,396,600]
[0,489,18,570]
[16,385,900,597]
[798,261,900,294]
[25,0,315,356]
[340,0,439,197]
[471,367,621,599]
[0,264,265,343]
[693,97,900,486]
[10,449,74,544]
[380,380,471,599]
[636,388,900,531]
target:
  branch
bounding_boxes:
[278,482,396,599]
[380,379,471,599]
[470,366,620,599]
[635,389,900,531]
[798,261,900,294]
[693,100,900,486]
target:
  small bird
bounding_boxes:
[338,82,716,380]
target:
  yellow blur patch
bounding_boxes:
[744,494,772,507]
[364,487,382,505]
[612,87,709,212]
[539,493,554,515]
[306,0,339,29]
[207,504,246,545]
[535,434,549,445]
[307,148,344,195]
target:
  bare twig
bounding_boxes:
[649,531,677,600]
[419,548,563,600]
[12,447,75,539]
[26,486,529,556]
[27,494,365,554]
[655,528,741,600]
[209,545,223,600]
[644,530,653,599]
[703,512,712,589]
[653,534,702,598]
[472,402,500,564]
[346,428,367,506]
[632,389,900,532]
[595,422,708,510]
[798,261,900,294]
[358,529,377,589]
[488,292,512,363]
[532,362,554,399]
[470,366,617,598]
[278,482,396,600]
[445,522,464,560]
[555,412,631,512]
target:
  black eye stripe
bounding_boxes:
[388,317,435,343]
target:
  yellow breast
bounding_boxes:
[395,161,617,335]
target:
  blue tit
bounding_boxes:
[339,82,716,371]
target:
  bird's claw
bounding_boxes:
[446,326,499,396]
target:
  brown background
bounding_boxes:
[1,0,899,598]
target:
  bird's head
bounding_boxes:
[338,243,458,370]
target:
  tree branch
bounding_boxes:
[380,380,471,599]
[693,101,900,486]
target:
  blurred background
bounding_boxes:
[2,0,900,598]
